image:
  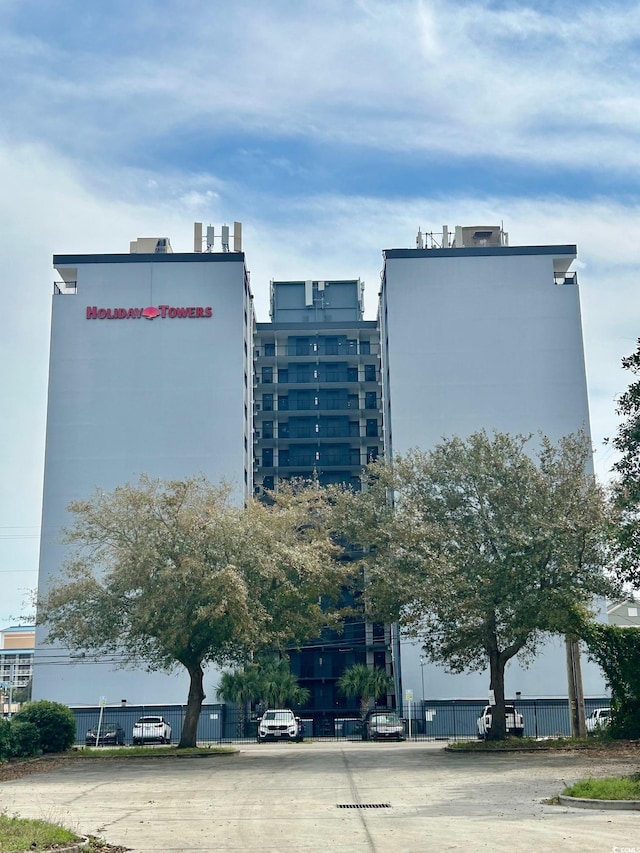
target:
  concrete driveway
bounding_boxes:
[1,741,638,853]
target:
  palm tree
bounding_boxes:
[217,668,260,736]
[337,663,391,719]
[257,659,310,708]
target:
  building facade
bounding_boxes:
[34,235,253,705]
[0,625,34,713]
[380,225,605,705]
[253,279,396,726]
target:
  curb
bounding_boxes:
[559,795,640,811]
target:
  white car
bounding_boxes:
[585,707,611,734]
[132,715,172,744]
[257,709,304,743]
[476,704,525,739]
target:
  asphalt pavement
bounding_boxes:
[1,741,639,853]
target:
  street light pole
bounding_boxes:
[419,656,426,735]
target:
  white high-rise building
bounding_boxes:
[380,225,604,702]
[33,223,607,717]
[34,236,253,704]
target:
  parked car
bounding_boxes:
[476,704,525,739]
[257,709,304,743]
[586,707,611,734]
[132,716,172,744]
[363,710,405,741]
[85,721,126,746]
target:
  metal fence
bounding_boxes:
[71,697,610,745]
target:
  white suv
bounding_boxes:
[257,709,303,743]
[586,707,611,734]
[476,704,525,739]
[132,715,172,744]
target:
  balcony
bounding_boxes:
[254,343,381,358]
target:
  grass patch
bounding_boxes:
[563,774,640,800]
[447,736,598,751]
[78,744,235,757]
[0,812,80,852]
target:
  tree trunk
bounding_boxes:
[487,650,507,741]
[179,663,206,749]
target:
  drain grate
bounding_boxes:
[336,803,391,809]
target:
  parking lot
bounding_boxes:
[0,740,638,852]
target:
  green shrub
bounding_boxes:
[9,719,41,757]
[11,700,76,753]
[0,717,11,760]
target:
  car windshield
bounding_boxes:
[371,714,399,724]
[264,711,293,721]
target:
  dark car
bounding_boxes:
[85,722,126,746]
[363,710,405,741]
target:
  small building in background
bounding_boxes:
[0,625,35,713]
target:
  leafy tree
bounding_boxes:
[11,700,76,753]
[12,679,32,706]
[0,717,11,760]
[338,431,613,740]
[37,476,347,748]
[609,339,640,586]
[582,623,640,739]
[336,663,390,719]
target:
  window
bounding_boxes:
[262,448,273,467]
[262,394,273,411]
[295,365,311,382]
[367,446,379,463]
[262,421,273,439]
[366,419,378,437]
[264,343,275,357]
[262,366,273,383]
[278,369,289,384]
[365,391,377,409]
[364,364,376,382]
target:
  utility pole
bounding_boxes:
[566,637,586,738]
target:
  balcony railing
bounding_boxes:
[255,343,381,357]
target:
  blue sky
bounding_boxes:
[1,0,640,624]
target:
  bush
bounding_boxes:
[9,720,41,757]
[11,700,76,754]
[0,717,11,760]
